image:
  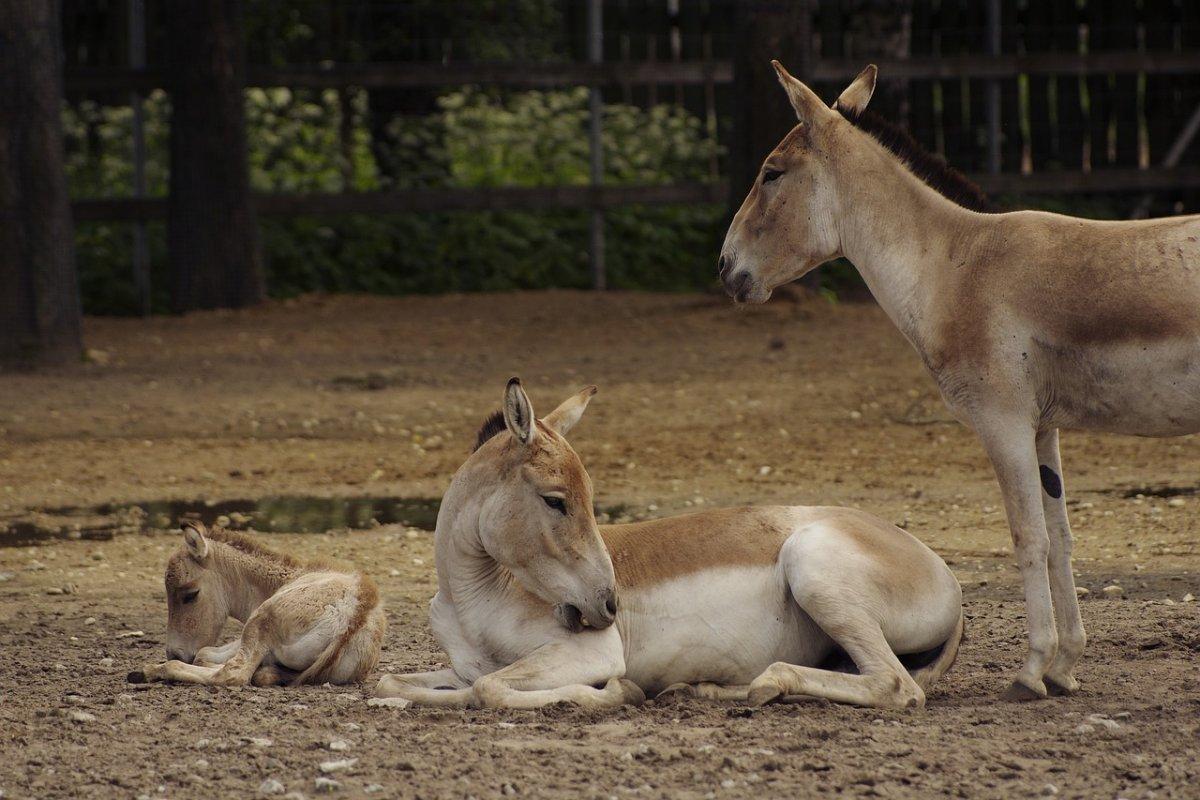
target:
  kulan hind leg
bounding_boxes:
[656,683,751,702]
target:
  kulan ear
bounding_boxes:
[182,520,209,561]
[543,385,597,437]
[503,377,536,445]
[772,60,832,124]
[834,64,877,115]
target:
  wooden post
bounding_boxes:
[0,0,82,369]
[166,0,264,312]
[587,0,605,290]
[985,0,1001,174]
[128,0,150,316]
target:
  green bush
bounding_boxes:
[64,85,725,314]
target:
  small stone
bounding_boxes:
[64,694,88,705]
[259,778,286,795]
[328,740,350,751]
[1113,712,1132,720]
[1101,585,1124,598]
[411,558,424,566]
[318,758,356,774]
[405,529,420,540]
[244,737,273,748]
[116,630,145,638]
[364,785,384,794]
[1167,497,1186,507]
[84,617,97,625]
[194,759,209,770]
[388,569,401,578]
[1183,593,1195,603]
[501,783,518,796]
[46,587,65,596]
[70,711,96,723]
[1075,587,1090,599]
[0,571,14,582]
[758,466,772,476]
[1085,713,1121,733]
[366,697,410,709]
[98,657,114,668]
[1041,784,1059,796]
[1072,723,1094,735]
[314,777,340,793]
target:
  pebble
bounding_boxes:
[318,759,357,774]
[1183,593,1195,603]
[116,630,145,638]
[1101,585,1124,598]
[314,777,340,793]
[0,571,13,582]
[388,569,401,578]
[1075,587,1090,599]
[259,778,286,795]
[1167,498,1186,507]
[328,740,350,752]
[194,759,209,770]
[84,617,97,626]
[245,737,274,748]
[364,785,384,794]
[69,711,96,723]
[1041,784,1059,796]
[366,697,410,709]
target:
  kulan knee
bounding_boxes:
[472,675,508,708]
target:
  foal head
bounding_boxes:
[719,61,880,303]
[454,379,618,633]
[162,521,230,662]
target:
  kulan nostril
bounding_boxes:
[605,595,618,616]
[717,254,728,277]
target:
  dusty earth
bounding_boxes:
[1,292,1198,799]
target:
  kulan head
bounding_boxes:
[719,61,878,303]
[459,378,617,633]
[162,521,229,662]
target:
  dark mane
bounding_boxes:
[838,106,998,213]
[473,410,507,452]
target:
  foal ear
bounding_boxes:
[181,521,209,561]
[772,60,831,124]
[503,377,536,445]
[543,385,597,437]
[834,64,877,115]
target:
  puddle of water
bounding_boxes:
[3,495,640,547]
[1,495,442,547]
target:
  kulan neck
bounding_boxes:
[212,543,302,622]
[831,143,979,350]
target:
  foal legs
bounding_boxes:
[1036,429,1086,695]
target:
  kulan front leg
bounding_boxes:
[471,638,644,710]
[374,668,474,708]
[977,417,1058,700]
[1036,428,1086,695]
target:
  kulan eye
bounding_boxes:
[762,168,784,184]
[542,495,567,514]
[181,589,200,604]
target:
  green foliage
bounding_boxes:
[65,85,725,314]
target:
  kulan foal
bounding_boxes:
[375,380,962,710]
[132,522,385,687]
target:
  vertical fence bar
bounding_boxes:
[128,0,150,315]
[986,0,1001,174]
[587,0,606,290]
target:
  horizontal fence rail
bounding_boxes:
[71,183,732,222]
[65,61,733,92]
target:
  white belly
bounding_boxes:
[619,566,832,694]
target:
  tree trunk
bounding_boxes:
[0,0,82,369]
[166,0,264,312]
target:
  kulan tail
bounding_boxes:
[911,608,964,692]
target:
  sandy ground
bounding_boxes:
[1,292,1198,799]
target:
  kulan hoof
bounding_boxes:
[1044,674,1080,697]
[654,683,696,703]
[1000,677,1048,702]
[126,669,148,684]
[748,684,784,707]
[618,679,647,705]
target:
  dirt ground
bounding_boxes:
[1,292,1198,799]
